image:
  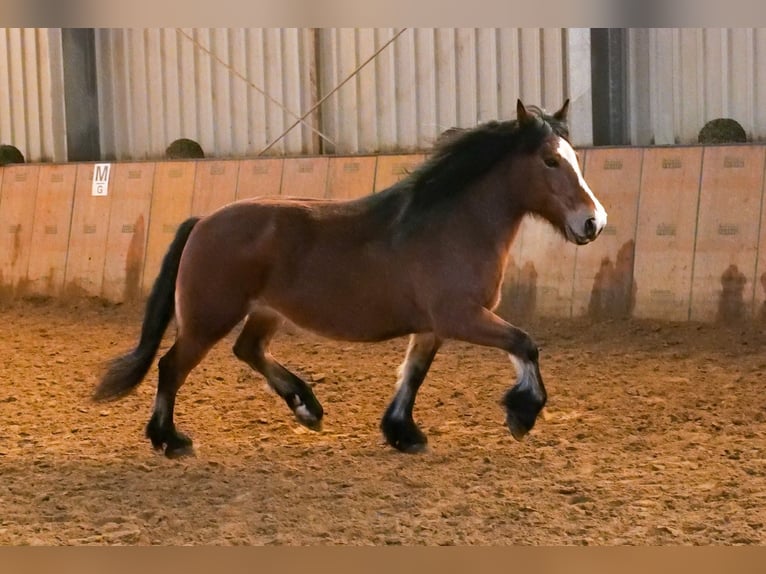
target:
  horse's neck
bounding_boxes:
[458,171,527,254]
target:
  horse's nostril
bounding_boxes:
[585,217,597,239]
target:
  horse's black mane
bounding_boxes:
[389,106,569,216]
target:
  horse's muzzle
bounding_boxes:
[569,208,607,245]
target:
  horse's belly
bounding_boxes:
[262,274,422,342]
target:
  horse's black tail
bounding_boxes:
[93,217,201,402]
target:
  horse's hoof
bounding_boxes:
[397,441,429,454]
[294,404,323,431]
[298,415,323,432]
[155,430,194,458]
[149,437,165,451]
[381,417,428,454]
[290,394,324,432]
[164,443,196,459]
[502,385,544,441]
[505,411,530,441]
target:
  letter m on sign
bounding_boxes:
[92,163,111,196]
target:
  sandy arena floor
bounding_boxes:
[0,301,764,545]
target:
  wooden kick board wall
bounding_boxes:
[512,217,578,318]
[190,160,239,217]
[326,156,377,200]
[25,165,77,297]
[632,147,704,321]
[374,155,425,192]
[281,157,329,199]
[689,147,765,322]
[755,162,766,321]
[141,162,195,295]
[101,163,155,302]
[3,144,766,324]
[0,165,40,297]
[236,159,283,200]
[63,164,114,298]
[571,148,643,318]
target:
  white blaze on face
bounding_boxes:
[555,137,607,230]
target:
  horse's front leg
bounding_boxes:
[434,306,547,440]
[381,333,442,453]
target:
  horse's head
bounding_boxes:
[513,99,607,245]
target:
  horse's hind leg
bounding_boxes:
[145,336,211,457]
[146,307,246,457]
[233,309,324,430]
[381,333,442,453]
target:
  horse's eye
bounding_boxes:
[544,157,560,168]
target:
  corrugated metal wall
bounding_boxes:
[628,28,766,145]
[0,28,67,163]
[93,28,587,159]
[317,28,582,154]
[95,28,320,160]
[5,28,766,162]
[0,28,591,161]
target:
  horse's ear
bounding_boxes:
[553,99,570,122]
[517,99,531,124]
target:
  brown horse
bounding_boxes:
[94,100,607,457]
